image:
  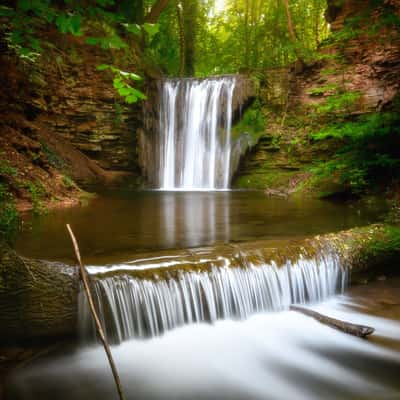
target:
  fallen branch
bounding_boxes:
[290,305,375,338]
[66,224,125,400]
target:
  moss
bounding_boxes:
[234,170,297,190]
[62,175,75,189]
[79,190,96,206]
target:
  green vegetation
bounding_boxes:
[309,112,400,194]
[0,183,20,244]
[0,0,150,101]
[62,175,75,189]
[232,101,266,144]
[41,143,65,170]
[26,182,47,215]
[97,64,147,103]
[0,156,20,243]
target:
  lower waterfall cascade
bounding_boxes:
[79,250,348,343]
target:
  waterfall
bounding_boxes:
[157,77,236,190]
[79,250,347,343]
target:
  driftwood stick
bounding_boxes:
[290,305,375,338]
[66,224,125,400]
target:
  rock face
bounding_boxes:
[0,29,146,177]
[28,33,145,172]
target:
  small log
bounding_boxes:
[290,305,375,338]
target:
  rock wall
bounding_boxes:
[1,28,147,175]
[29,32,145,172]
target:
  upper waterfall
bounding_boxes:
[158,76,236,190]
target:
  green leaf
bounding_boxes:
[28,37,41,51]
[97,64,110,71]
[122,23,142,36]
[143,23,159,39]
[0,6,15,17]
[118,87,131,96]
[85,37,100,45]
[17,0,33,12]
[129,87,147,100]
[125,94,138,104]
[96,0,115,6]
[55,13,82,36]
[113,78,123,89]
[69,15,82,36]
[119,70,142,81]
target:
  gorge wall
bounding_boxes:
[0,25,153,210]
[234,0,400,196]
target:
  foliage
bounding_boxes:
[232,100,266,143]
[62,175,75,189]
[310,113,400,193]
[363,226,400,263]
[311,90,362,118]
[97,64,147,103]
[26,182,47,215]
[41,143,65,170]
[1,1,148,103]
[0,157,17,177]
[0,183,20,244]
[307,83,338,96]
[149,0,329,76]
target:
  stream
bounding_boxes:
[6,278,400,400]
[6,74,399,399]
[8,190,400,399]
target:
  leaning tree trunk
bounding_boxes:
[0,242,77,342]
[0,224,399,342]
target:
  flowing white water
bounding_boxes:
[158,77,236,190]
[79,252,347,342]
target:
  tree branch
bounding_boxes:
[66,224,126,400]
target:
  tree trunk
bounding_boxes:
[280,0,305,65]
[145,0,170,23]
[281,0,297,43]
[0,224,398,342]
[0,242,77,342]
[176,2,185,77]
[182,0,197,76]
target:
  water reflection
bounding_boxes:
[16,191,386,264]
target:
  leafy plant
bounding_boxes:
[55,13,82,36]
[85,35,127,50]
[62,175,75,189]
[307,83,338,97]
[26,182,47,215]
[41,143,65,169]
[312,91,362,117]
[0,157,17,177]
[0,183,20,243]
[310,112,400,193]
[97,64,147,104]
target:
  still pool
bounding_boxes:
[16,190,387,264]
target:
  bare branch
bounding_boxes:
[66,224,126,400]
